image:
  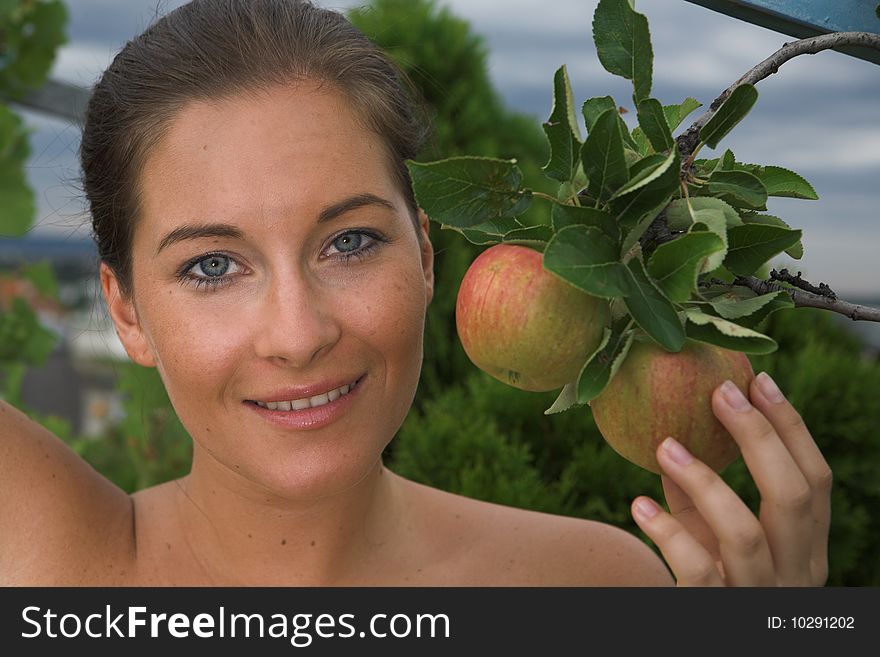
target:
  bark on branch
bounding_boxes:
[677,31,880,159]
[732,275,880,322]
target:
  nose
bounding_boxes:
[252,267,342,368]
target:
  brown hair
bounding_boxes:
[81,0,429,296]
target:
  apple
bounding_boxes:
[590,337,755,474]
[455,243,609,392]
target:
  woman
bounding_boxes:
[0,0,831,586]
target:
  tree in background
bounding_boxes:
[348,0,554,404]
[0,0,68,420]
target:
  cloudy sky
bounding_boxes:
[19,0,880,299]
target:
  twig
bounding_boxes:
[770,268,836,300]
[638,209,682,258]
[677,31,880,159]
[732,276,880,322]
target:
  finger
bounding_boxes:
[749,372,833,584]
[661,475,721,563]
[631,496,725,586]
[656,436,776,586]
[712,380,815,585]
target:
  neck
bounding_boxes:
[171,450,405,585]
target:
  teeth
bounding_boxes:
[256,379,358,411]
[310,392,329,406]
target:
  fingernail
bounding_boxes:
[634,497,660,520]
[721,380,751,412]
[661,436,693,466]
[756,371,784,404]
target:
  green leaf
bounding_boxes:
[666,197,742,230]
[502,224,555,250]
[551,203,619,242]
[544,381,583,415]
[592,0,653,103]
[608,147,676,201]
[729,289,794,330]
[442,216,523,245]
[663,98,701,131]
[636,98,674,152]
[582,108,629,203]
[0,159,35,236]
[577,316,635,403]
[0,297,57,365]
[684,309,777,354]
[721,149,737,170]
[666,197,724,273]
[739,213,803,259]
[699,83,758,149]
[0,105,35,236]
[407,157,532,228]
[582,96,617,134]
[620,196,671,257]
[703,170,768,210]
[724,224,803,276]
[753,165,818,200]
[630,125,651,156]
[611,152,681,256]
[21,261,58,299]
[704,288,788,320]
[647,232,726,303]
[623,258,685,352]
[543,225,633,299]
[0,0,68,97]
[542,66,583,183]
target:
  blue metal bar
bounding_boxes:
[682,0,880,64]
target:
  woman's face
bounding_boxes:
[103,82,433,499]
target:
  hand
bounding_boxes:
[629,372,832,586]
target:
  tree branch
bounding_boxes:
[731,275,880,322]
[677,31,880,159]
[673,31,880,324]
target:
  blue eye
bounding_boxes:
[325,230,385,261]
[332,232,363,253]
[197,255,230,277]
[178,252,243,290]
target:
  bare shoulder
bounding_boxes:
[398,474,673,586]
[0,400,135,585]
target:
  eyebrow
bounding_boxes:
[317,192,396,223]
[155,193,396,254]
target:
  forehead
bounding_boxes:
[137,82,400,235]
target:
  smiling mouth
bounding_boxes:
[250,377,362,411]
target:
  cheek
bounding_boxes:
[142,289,251,407]
[360,260,427,348]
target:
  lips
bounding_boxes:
[248,376,363,411]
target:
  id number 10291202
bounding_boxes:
[768,617,855,630]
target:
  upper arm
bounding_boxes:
[0,400,134,584]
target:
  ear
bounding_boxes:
[99,262,156,367]
[417,208,434,305]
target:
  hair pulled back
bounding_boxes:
[81,0,428,296]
